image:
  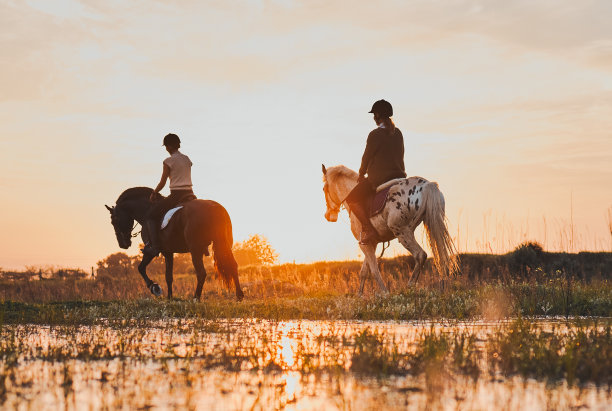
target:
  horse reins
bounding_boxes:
[112,211,141,239]
[131,221,141,238]
[325,176,391,255]
[323,183,345,213]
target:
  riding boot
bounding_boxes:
[143,220,161,257]
[348,201,379,245]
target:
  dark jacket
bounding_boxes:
[358,126,407,187]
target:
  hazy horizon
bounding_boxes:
[1,0,611,270]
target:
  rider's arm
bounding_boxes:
[358,130,378,178]
[151,163,170,199]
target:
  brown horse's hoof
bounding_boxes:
[149,283,162,296]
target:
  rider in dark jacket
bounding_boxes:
[345,100,407,244]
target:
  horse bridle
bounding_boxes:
[323,182,344,213]
[130,222,141,238]
[110,207,141,239]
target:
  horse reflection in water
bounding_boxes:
[106,187,243,301]
[322,165,458,295]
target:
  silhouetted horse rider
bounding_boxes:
[345,99,407,244]
[143,133,196,257]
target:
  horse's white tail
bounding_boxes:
[421,182,459,277]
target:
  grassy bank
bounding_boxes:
[0,279,610,325]
[1,247,610,322]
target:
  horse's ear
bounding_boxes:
[105,205,113,213]
[322,164,327,175]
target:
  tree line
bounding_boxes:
[1,234,278,280]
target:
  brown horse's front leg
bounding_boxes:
[138,253,162,296]
[190,251,207,301]
[163,252,174,299]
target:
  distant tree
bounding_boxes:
[53,268,89,280]
[96,252,137,277]
[508,241,544,274]
[24,265,51,280]
[232,234,278,266]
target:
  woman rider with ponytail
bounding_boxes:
[345,99,407,245]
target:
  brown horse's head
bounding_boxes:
[105,204,133,249]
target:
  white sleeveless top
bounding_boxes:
[163,150,193,190]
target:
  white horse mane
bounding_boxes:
[324,165,358,183]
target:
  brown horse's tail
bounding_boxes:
[212,211,237,289]
[421,182,459,277]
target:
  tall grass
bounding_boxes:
[0,245,610,320]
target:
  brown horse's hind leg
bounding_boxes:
[190,251,207,300]
[214,248,244,301]
[231,265,244,301]
[163,252,174,299]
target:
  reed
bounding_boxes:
[0,319,608,385]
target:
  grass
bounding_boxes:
[0,247,610,322]
[2,246,611,302]
[488,318,612,386]
[0,278,610,325]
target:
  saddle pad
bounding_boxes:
[370,186,393,216]
[370,179,405,216]
[161,206,183,230]
[375,178,406,193]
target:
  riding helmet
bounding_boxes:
[163,133,181,148]
[368,99,393,117]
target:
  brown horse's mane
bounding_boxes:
[116,187,163,204]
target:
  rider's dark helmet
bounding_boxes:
[163,133,181,148]
[368,99,393,118]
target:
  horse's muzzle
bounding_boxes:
[325,211,338,222]
[117,234,132,249]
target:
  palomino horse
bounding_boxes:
[322,165,457,294]
[105,187,243,301]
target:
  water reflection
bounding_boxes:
[0,319,609,410]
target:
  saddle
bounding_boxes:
[370,178,405,216]
[160,193,197,230]
[177,192,197,203]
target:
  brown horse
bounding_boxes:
[105,187,243,300]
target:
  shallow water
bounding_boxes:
[1,319,610,410]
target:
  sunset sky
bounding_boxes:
[1,0,611,270]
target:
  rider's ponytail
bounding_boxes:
[383,117,396,135]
